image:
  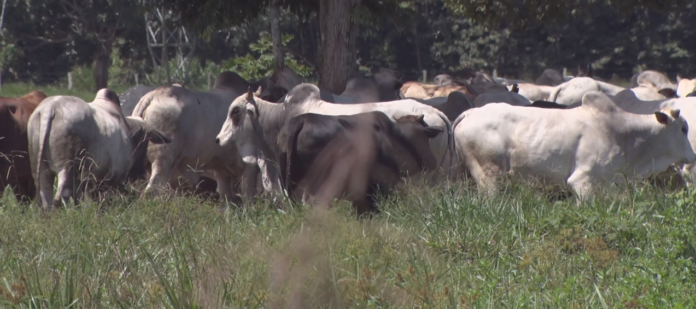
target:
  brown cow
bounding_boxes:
[0,91,48,201]
[401,81,479,102]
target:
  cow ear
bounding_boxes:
[145,129,171,144]
[7,105,17,114]
[254,85,263,96]
[424,126,444,138]
[671,109,681,119]
[658,88,678,98]
[655,111,670,124]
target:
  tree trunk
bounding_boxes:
[93,42,112,91]
[318,0,358,94]
[269,0,284,71]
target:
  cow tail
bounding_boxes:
[132,91,154,118]
[549,85,563,102]
[450,111,469,176]
[435,112,455,178]
[35,108,54,196]
[285,119,305,198]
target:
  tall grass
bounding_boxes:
[1,178,695,308]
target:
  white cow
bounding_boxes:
[549,77,625,106]
[677,77,696,98]
[28,89,170,209]
[454,91,695,201]
[506,83,556,102]
[215,84,454,182]
[132,72,259,205]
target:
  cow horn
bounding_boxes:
[671,109,681,119]
[246,87,254,101]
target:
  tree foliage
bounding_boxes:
[443,0,690,29]
[2,0,696,87]
[222,32,312,81]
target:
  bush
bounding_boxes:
[221,32,313,81]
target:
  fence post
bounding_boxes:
[207,73,212,91]
[562,67,568,78]
[422,70,427,83]
[68,72,73,90]
[493,68,498,78]
[135,73,139,86]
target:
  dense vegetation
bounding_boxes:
[1,176,696,308]
[2,0,695,91]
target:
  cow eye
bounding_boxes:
[682,126,688,135]
[230,107,241,117]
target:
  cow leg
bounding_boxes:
[143,158,175,198]
[54,165,76,208]
[567,171,593,205]
[215,172,242,208]
[36,167,55,210]
[243,164,260,203]
[465,156,498,197]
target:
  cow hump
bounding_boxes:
[580,91,618,113]
[95,88,121,108]
[285,83,321,105]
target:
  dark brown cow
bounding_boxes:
[0,91,48,201]
[276,111,442,216]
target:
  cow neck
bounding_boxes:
[257,99,295,151]
[612,113,673,175]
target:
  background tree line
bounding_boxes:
[0,0,693,92]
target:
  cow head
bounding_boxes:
[391,114,444,173]
[216,88,284,193]
[654,108,696,165]
[216,88,260,161]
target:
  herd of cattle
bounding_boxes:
[3,67,696,215]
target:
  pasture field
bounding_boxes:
[0,178,695,308]
[2,81,696,308]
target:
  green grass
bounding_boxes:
[1,178,695,308]
[2,83,134,102]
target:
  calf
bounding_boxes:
[28,89,170,209]
[277,112,442,216]
[0,91,47,201]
